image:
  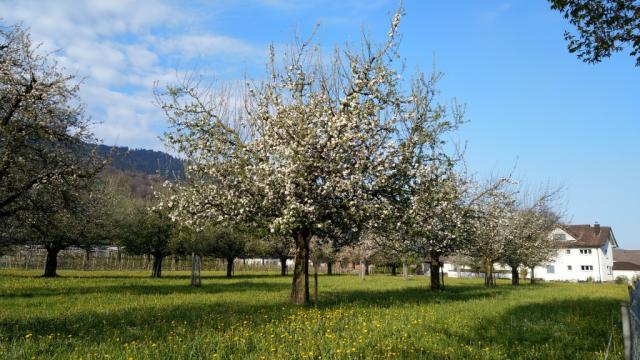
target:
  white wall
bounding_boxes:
[613,270,640,283]
[534,243,614,282]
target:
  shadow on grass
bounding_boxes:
[1,277,528,341]
[0,273,624,360]
[461,296,623,358]
[0,279,292,299]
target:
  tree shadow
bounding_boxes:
[460,296,623,359]
[1,279,292,299]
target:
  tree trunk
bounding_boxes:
[511,265,519,285]
[484,260,494,287]
[191,253,201,287]
[530,266,535,284]
[83,249,91,270]
[151,255,163,278]
[291,230,310,305]
[280,257,288,276]
[327,261,333,275]
[226,257,234,278]
[43,247,60,277]
[360,260,366,280]
[391,264,397,276]
[364,261,369,276]
[430,254,442,291]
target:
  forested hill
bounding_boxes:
[92,144,185,180]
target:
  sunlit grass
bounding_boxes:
[0,270,627,359]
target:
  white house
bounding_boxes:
[534,223,618,282]
[612,249,640,282]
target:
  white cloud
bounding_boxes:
[158,34,262,59]
[0,0,260,151]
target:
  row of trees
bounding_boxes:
[1,11,562,306]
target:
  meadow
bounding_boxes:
[0,270,628,359]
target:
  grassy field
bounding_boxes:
[0,270,628,359]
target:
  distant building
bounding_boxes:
[534,223,618,282]
[613,249,640,281]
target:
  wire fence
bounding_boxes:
[618,279,640,360]
[0,247,286,273]
[0,247,360,275]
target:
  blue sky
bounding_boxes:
[2,1,639,247]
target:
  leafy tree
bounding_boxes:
[499,192,561,285]
[121,206,175,278]
[0,24,101,220]
[519,208,561,284]
[401,167,471,290]
[262,234,294,276]
[157,9,464,305]
[549,0,640,66]
[209,226,253,278]
[12,175,110,277]
[467,189,516,287]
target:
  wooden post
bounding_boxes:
[313,260,319,306]
[621,302,631,360]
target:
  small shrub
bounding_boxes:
[615,275,629,284]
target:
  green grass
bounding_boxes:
[0,270,628,359]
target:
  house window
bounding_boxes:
[553,233,566,241]
[566,249,571,254]
[567,265,572,271]
[580,265,594,271]
[607,266,612,275]
[579,249,592,255]
[546,265,555,274]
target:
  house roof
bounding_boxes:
[613,261,640,271]
[557,224,616,249]
[614,249,640,265]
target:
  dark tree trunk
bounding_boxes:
[530,267,535,284]
[327,261,333,275]
[291,229,310,305]
[83,249,91,270]
[43,247,60,277]
[280,257,288,276]
[226,257,234,278]
[364,261,369,276]
[391,264,397,276]
[429,254,442,291]
[484,260,495,287]
[511,265,519,285]
[151,255,163,278]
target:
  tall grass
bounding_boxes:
[0,270,627,359]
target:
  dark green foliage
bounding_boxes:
[94,144,185,180]
[120,209,175,278]
[549,0,640,65]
